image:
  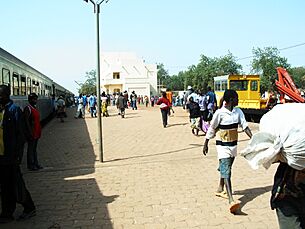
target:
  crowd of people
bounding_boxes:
[1,83,304,228]
[73,90,166,119]
[155,85,305,226]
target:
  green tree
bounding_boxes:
[184,65,197,90]
[157,52,241,92]
[214,52,242,76]
[194,52,242,91]
[157,63,170,89]
[79,70,97,95]
[165,72,185,91]
[251,47,290,92]
[290,66,305,89]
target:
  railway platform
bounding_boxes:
[3,105,279,229]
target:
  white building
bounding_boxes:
[100,52,158,96]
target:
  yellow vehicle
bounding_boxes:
[214,74,269,122]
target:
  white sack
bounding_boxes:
[241,103,305,170]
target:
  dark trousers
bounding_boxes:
[161,109,169,127]
[131,101,137,110]
[90,107,97,117]
[0,164,35,217]
[27,139,39,169]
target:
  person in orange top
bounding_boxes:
[166,90,175,115]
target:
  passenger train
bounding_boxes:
[0,47,74,121]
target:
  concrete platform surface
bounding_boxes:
[3,105,279,229]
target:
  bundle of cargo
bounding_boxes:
[241,103,305,170]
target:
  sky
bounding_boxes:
[1,0,305,95]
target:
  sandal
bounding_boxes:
[229,201,241,214]
[215,191,228,199]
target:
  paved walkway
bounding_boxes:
[4,105,279,229]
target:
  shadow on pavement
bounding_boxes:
[166,122,189,127]
[2,108,117,229]
[235,185,273,214]
[123,116,141,119]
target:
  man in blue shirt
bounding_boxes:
[88,93,97,118]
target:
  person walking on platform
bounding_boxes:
[56,95,66,122]
[123,90,129,108]
[156,91,171,128]
[0,85,36,223]
[202,89,252,214]
[183,86,193,109]
[74,94,85,118]
[197,90,209,134]
[206,86,217,113]
[88,93,97,118]
[116,92,126,118]
[24,93,43,171]
[130,91,137,110]
[166,90,175,116]
[151,96,155,107]
[186,96,201,136]
[101,92,109,117]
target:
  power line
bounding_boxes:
[165,42,305,70]
[237,42,305,61]
[279,42,305,51]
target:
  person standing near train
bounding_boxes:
[74,93,85,118]
[56,95,66,122]
[0,85,36,223]
[24,93,43,171]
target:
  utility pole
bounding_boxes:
[83,0,110,162]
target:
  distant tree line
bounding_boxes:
[158,47,305,93]
[78,47,305,95]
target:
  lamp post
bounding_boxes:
[83,0,110,162]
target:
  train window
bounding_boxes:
[220,80,227,91]
[215,81,221,91]
[2,68,10,86]
[45,85,50,96]
[251,80,258,91]
[229,80,248,91]
[20,76,26,95]
[27,77,32,94]
[12,73,19,95]
[32,80,39,94]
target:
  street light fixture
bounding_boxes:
[83,0,110,162]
